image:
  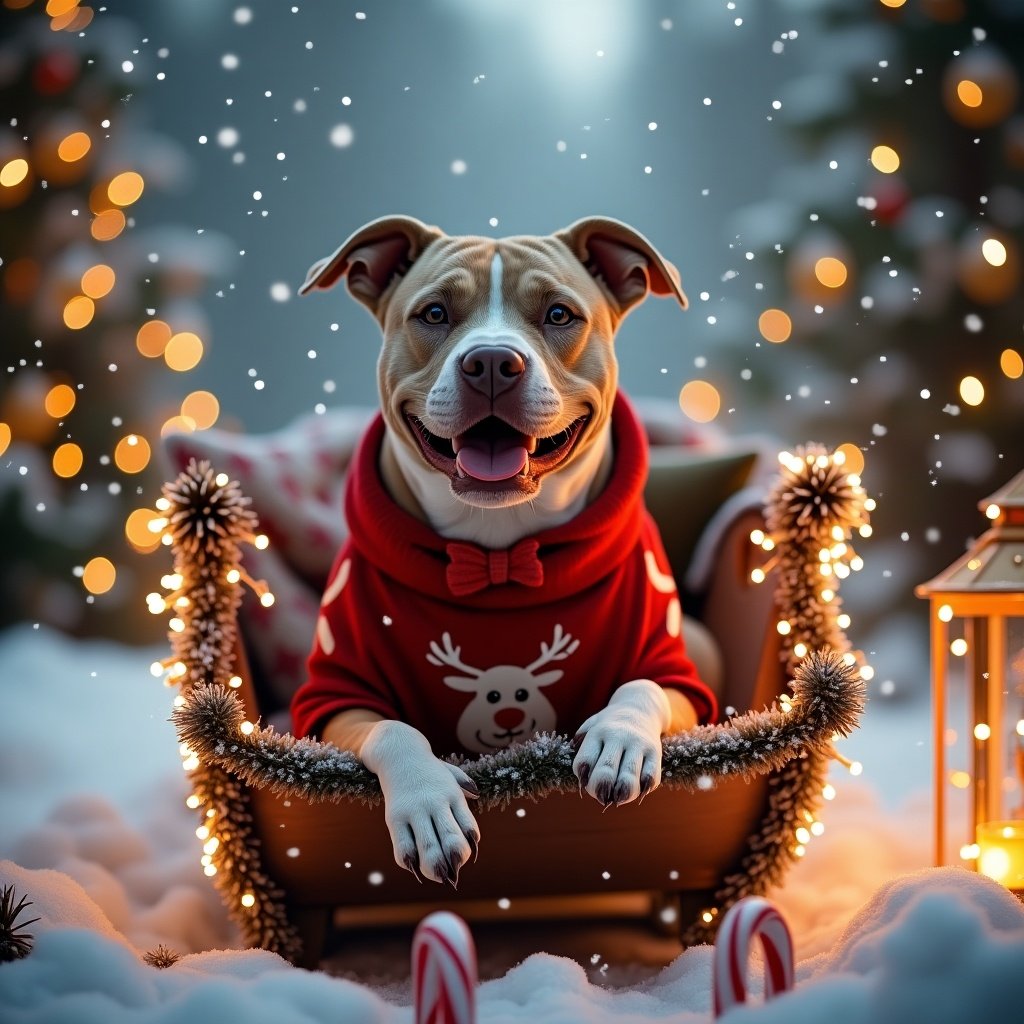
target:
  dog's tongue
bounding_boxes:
[454,431,530,481]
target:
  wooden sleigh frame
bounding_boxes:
[162,444,868,967]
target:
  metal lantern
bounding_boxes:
[916,468,1024,893]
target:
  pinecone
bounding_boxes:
[142,944,182,968]
[0,884,39,962]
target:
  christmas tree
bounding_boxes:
[0,0,229,640]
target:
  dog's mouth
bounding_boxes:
[405,411,590,485]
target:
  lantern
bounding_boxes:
[916,468,1024,893]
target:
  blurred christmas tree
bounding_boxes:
[733,0,1024,633]
[0,0,231,641]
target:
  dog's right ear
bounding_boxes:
[299,215,443,316]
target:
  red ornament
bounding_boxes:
[32,50,79,96]
[873,176,910,225]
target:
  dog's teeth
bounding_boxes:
[526,436,538,454]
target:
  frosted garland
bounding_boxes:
[160,447,869,957]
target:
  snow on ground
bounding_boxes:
[1,623,1022,1021]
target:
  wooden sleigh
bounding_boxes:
[160,438,868,968]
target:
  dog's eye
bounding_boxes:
[514,688,529,702]
[545,304,577,327]
[486,690,501,704]
[419,303,449,325]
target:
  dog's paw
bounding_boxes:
[361,721,480,886]
[384,761,480,886]
[572,682,669,807]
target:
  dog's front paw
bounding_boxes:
[572,681,669,807]
[361,721,480,887]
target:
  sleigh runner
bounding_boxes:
[160,437,868,966]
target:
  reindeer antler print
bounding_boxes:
[526,625,580,674]
[426,632,484,677]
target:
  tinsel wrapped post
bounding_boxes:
[159,459,301,961]
[681,445,873,945]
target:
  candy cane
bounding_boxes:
[712,896,794,1017]
[412,911,477,1024]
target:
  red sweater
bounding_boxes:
[291,392,717,757]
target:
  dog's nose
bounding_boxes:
[460,345,525,398]
[493,706,526,730]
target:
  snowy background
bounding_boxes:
[3,0,1024,1019]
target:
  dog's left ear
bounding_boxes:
[299,215,444,317]
[555,216,688,316]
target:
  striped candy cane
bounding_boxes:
[412,911,478,1024]
[712,896,794,1017]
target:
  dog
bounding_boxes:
[290,216,720,888]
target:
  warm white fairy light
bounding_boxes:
[950,638,969,657]
[253,534,269,549]
[185,794,201,809]
[810,821,825,836]
[196,826,209,840]
[203,837,220,855]
[173,694,186,708]
[974,723,992,741]
[750,529,765,545]
[822,784,837,800]
[821,588,835,602]
[1016,720,1024,737]
[150,661,164,677]
[795,826,811,844]
[793,642,808,658]
[204,864,218,877]
[169,617,185,632]
[240,720,255,735]
[751,567,766,584]
[240,893,256,908]
[226,569,241,584]
[849,761,863,776]
[860,665,874,681]
[229,675,243,688]
[777,620,792,635]
[960,843,980,861]
[837,613,851,629]
[938,604,954,622]
[259,592,276,607]
[215,472,229,487]
[182,754,200,771]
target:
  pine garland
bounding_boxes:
[0,884,38,963]
[161,460,301,962]
[160,445,870,959]
[173,648,863,808]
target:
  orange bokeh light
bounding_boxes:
[90,208,125,241]
[81,264,115,299]
[63,294,95,329]
[758,308,792,344]
[164,332,204,372]
[57,130,91,162]
[113,434,151,474]
[107,171,144,207]
[53,441,84,478]
[136,320,172,358]
[44,383,76,418]
[678,380,722,423]
[82,556,116,595]
[181,391,220,430]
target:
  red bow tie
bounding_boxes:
[445,538,544,596]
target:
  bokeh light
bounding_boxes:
[981,238,1007,267]
[957,80,983,107]
[836,443,866,477]
[136,319,172,358]
[814,257,848,288]
[0,158,29,187]
[164,332,204,371]
[44,383,76,418]
[870,145,900,173]
[52,441,83,477]
[81,264,115,299]
[62,294,95,329]
[758,308,792,344]
[0,423,10,457]
[90,208,125,241]
[181,390,220,430]
[113,434,151,473]
[57,130,91,162]
[82,556,116,595]
[678,380,721,423]
[106,171,144,206]
[160,415,197,437]
[1000,348,1023,379]
[959,375,985,406]
[125,508,162,552]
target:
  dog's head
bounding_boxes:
[300,215,687,508]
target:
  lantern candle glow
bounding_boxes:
[916,468,1024,891]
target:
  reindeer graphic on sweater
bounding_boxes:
[426,625,580,753]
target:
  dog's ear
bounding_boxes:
[555,216,688,316]
[299,215,444,315]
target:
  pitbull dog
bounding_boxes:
[292,216,719,887]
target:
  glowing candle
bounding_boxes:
[976,820,1024,892]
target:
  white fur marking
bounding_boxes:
[486,251,504,330]
[645,550,677,594]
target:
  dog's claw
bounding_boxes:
[613,780,630,806]
[596,780,614,807]
[466,831,479,864]
[403,854,425,885]
[638,774,654,804]
[578,763,591,791]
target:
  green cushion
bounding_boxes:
[643,448,760,584]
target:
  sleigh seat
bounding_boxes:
[162,406,867,967]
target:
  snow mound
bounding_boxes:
[2,857,1022,1023]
